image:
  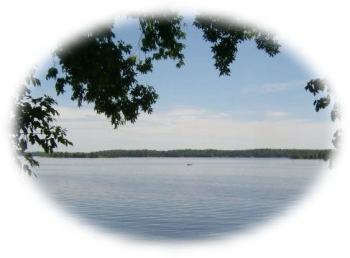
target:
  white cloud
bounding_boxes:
[57,106,104,122]
[261,80,306,93]
[41,106,336,152]
[265,111,290,118]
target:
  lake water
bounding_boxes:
[34,157,326,241]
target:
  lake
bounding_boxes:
[34,157,326,241]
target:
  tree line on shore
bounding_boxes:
[31,148,331,160]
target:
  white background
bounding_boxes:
[0,0,349,257]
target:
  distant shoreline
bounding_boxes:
[31,148,331,160]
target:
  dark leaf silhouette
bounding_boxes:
[193,15,280,76]
[15,14,283,174]
[305,78,341,150]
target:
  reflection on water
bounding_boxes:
[35,157,325,240]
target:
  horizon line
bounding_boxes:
[31,147,332,154]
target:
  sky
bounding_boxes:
[30,16,335,151]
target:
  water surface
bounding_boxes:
[35,157,325,240]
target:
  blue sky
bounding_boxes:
[30,16,334,151]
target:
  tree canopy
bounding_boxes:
[14,14,283,173]
[304,78,341,149]
[193,15,280,76]
[14,77,73,175]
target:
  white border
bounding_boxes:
[1,1,349,257]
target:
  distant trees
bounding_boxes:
[32,149,330,160]
[15,14,281,173]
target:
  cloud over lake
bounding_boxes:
[48,106,335,152]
